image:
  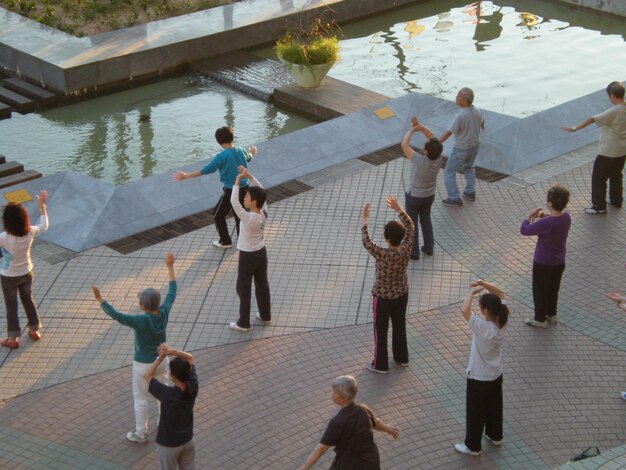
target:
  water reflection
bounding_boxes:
[325,0,626,116]
[0,77,312,184]
[471,1,503,51]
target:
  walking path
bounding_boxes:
[0,139,624,469]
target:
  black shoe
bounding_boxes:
[421,246,433,256]
[442,198,463,207]
[463,192,476,201]
[609,202,622,209]
[410,254,420,260]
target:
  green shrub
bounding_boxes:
[275,19,340,66]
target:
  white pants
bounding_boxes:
[132,359,169,437]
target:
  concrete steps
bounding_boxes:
[0,87,35,113]
[4,78,57,105]
[0,77,62,120]
[0,154,42,189]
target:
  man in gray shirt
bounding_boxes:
[560,81,626,214]
[440,87,484,207]
[401,117,443,260]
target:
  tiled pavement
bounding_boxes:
[0,141,625,469]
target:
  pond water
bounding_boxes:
[0,76,313,185]
[260,0,626,117]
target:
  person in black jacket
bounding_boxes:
[145,344,198,470]
[298,375,399,470]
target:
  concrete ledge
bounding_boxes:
[558,0,626,17]
[0,0,418,95]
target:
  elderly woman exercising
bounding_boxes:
[92,253,177,443]
[298,374,399,470]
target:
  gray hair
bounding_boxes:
[138,288,161,311]
[458,87,475,105]
[332,375,358,402]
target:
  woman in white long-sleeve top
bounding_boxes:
[454,279,509,456]
[229,166,271,332]
[0,190,49,349]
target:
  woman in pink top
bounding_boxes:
[0,190,48,349]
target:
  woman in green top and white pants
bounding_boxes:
[92,253,177,443]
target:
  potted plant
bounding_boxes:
[274,18,340,88]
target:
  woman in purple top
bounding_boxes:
[520,185,571,328]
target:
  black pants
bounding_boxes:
[213,187,246,245]
[591,154,626,210]
[405,193,435,256]
[2,272,40,338]
[532,262,565,322]
[236,248,271,329]
[372,293,408,371]
[465,375,503,452]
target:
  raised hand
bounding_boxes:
[386,196,401,212]
[165,252,174,267]
[36,190,48,206]
[92,285,103,302]
[362,203,370,225]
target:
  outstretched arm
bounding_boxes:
[387,196,414,248]
[560,117,595,133]
[165,253,175,281]
[439,130,452,144]
[401,117,434,159]
[158,343,193,363]
[297,443,330,470]
[471,279,506,300]
[461,285,484,321]
[373,418,399,439]
[172,170,202,181]
[36,190,48,218]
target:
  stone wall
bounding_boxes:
[558,0,626,17]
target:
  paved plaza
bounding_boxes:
[0,140,625,469]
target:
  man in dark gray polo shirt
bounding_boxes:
[440,87,484,207]
[401,117,443,260]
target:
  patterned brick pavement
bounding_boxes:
[0,141,625,469]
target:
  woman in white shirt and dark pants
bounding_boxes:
[229,167,271,332]
[455,279,509,456]
[0,190,49,349]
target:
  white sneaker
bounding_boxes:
[525,319,548,329]
[547,315,558,325]
[126,431,147,443]
[484,434,502,446]
[212,240,232,249]
[255,312,271,325]
[454,443,481,456]
[229,322,250,332]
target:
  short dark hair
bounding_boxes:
[384,221,405,246]
[424,138,443,160]
[607,81,625,99]
[169,357,193,399]
[2,203,30,237]
[246,186,267,210]
[547,184,570,211]
[215,126,234,145]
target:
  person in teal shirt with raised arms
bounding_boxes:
[92,252,177,444]
[173,126,257,249]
